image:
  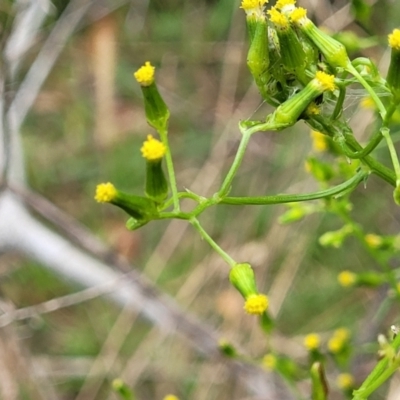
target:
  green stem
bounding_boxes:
[381,127,400,186]
[353,334,400,400]
[159,128,180,212]
[221,169,367,205]
[190,217,236,267]
[217,128,252,199]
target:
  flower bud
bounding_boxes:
[229,263,269,315]
[240,0,268,40]
[218,339,237,358]
[266,71,336,130]
[387,29,400,100]
[141,135,169,203]
[290,8,351,69]
[247,16,269,79]
[311,362,328,400]
[134,62,170,132]
[95,182,158,228]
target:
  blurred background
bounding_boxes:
[1,0,400,399]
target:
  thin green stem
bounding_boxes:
[217,128,252,199]
[190,217,236,267]
[221,169,367,205]
[159,128,180,212]
[381,127,400,186]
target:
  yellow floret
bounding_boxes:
[338,270,357,287]
[141,135,166,161]
[360,96,376,109]
[365,233,383,248]
[304,333,321,350]
[240,0,268,10]
[290,7,308,23]
[306,102,321,115]
[163,395,179,400]
[334,328,350,341]
[314,71,336,92]
[389,29,400,50]
[134,61,155,86]
[310,130,328,152]
[95,182,117,203]
[337,373,354,390]
[276,0,296,10]
[268,7,288,28]
[244,294,268,315]
[262,354,277,370]
[328,336,344,353]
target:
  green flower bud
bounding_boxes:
[311,362,329,400]
[95,182,158,228]
[112,378,135,399]
[290,8,351,69]
[247,16,269,79]
[387,29,400,100]
[266,71,336,130]
[229,263,258,298]
[134,62,170,132]
[218,339,237,358]
[319,225,353,248]
[141,135,169,203]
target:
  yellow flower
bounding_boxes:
[338,270,357,287]
[314,71,336,92]
[334,328,350,341]
[240,0,268,11]
[328,336,343,353]
[141,135,166,161]
[304,333,321,350]
[290,7,308,24]
[95,182,117,203]
[365,233,383,248]
[306,102,320,116]
[389,29,400,50]
[268,7,289,28]
[360,96,376,109]
[276,0,296,10]
[163,395,179,400]
[262,354,277,370]
[244,294,268,315]
[310,130,328,152]
[134,61,155,86]
[336,373,354,390]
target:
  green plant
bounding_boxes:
[97,0,400,398]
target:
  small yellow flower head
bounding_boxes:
[134,61,155,86]
[338,270,357,287]
[306,102,320,116]
[276,0,296,10]
[337,373,354,390]
[141,135,166,161]
[240,0,268,11]
[290,7,308,24]
[262,353,277,370]
[314,71,336,92]
[334,328,351,341]
[268,7,289,28]
[365,233,383,248]
[304,333,321,350]
[163,395,179,400]
[328,336,343,353]
[389,29,400,50]
[360,96,376,109]
[95,182,117,203]
[310,130,328,152]
[244,294,268,315]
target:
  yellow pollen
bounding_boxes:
[276,0,296,10]
[95,182,117,203]
[134,61,155,86]
[337,373,354,390]
[304,333,321,350]
[268,7,288,28]
[389,29,400,50]
[141,135,166,161]
[244,294,268,315]
[310,130,328,152]
[338,270,357,287]
[290,7,307,23]
[315,71,336,92]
